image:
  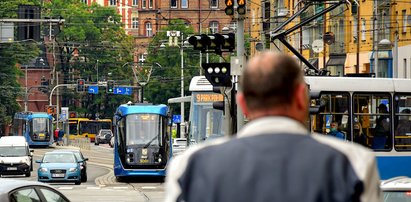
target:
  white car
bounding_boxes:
[380,176,411,202]
[172,138,187,156]
[95,129,113,145]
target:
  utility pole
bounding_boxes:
[373,0,379,77]
[234,1,245,134]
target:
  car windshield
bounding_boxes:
[100,130,112,135]
[43,153,76,163]
[383,191,411,202]
[0,146,27,157]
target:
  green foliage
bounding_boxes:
[43,0,134,119]
[145,20,201,109]
[0,0,40,132]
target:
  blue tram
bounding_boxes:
[113,103,171,179]
[12,112,53,147]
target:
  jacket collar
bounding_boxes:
[237,116,309,138]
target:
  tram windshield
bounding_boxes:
[31,118,50,135]
[189,92,225,144]
[125,114,162,146]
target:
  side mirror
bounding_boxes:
[84,158,89,161]
[35,159,42,163]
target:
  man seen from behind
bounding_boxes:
[165,52,381,202]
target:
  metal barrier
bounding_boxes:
[69,138,91,150]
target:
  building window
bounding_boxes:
[132,18,139,29]
[361,19,366,41]
[146,22,152,37]
[109,0,116,6]
[149,0,153,8]
[353,18,358,41]
[142,0,146,8]
[132,0,138,6]
[210,0,218,8]
[171,0,177,8]
[181,0,188,8]
[403,10,407,33]
[209,21,219,34]
[404,59,408,79]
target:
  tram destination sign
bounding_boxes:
[195,94,224,103]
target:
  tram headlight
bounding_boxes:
[127,148,134,153]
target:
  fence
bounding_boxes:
[69,138,91,150]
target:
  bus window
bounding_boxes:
[393,94,411,151]
[353,93,391,151]
[311,93,350,140]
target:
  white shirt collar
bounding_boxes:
[237,116,309,138]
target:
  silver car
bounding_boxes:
[381,176,411,202]
[95,129,113,145]
[0,179,70,202]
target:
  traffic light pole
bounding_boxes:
[234,2,245,134]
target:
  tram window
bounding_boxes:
[393,94,411,151]
[353,93,391,151]
[311,93,350,140]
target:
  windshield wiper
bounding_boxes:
[143,134,159,148]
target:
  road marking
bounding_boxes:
[113,186,128,189]
[87,186,101,190]
[141,186,157,189]
[58,187,73,190]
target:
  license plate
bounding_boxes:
[39,133,45,137]
[140,159,149,163]
[52,174,65,178]
[7,167,17,170]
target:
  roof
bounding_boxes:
[116,104,168,116]
[189,76,213,92]
[0,179,54,195]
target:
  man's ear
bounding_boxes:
[237,92,249,118]
[295,83,308,111]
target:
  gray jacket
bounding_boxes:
[165,117,382,202]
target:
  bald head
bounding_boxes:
[238,52,308,122]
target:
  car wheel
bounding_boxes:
[95,139,99,145]
[75,180,81,185]
[82,173,88,182]
[25,171,31,177]
[116,176,124,182]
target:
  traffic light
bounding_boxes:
[202,63,231,87]
[107,80,115,93]
[77,79,85,92]
[212,87,225,112]
[237,0,246,15]
[224,0,234,15]
[188,33,235,54]
[46,106,56,115]
[69,112,77,118]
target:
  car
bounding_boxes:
[0,179,70,202]
[36,151,82,185]
[53,149,88,182]
[109,136,114,148]
[95,129,113,145]
[380,176,411,202]
[172,138,187,156]
[0,136,33,177]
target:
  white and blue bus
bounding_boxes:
[12,112,53,147]
[306,76,411,180]
[113,103,171,180]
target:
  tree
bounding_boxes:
[144,20,201,108]
[0,0,40,135]
[43,0,135,118]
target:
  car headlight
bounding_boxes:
[69,168,78,172]
[39,167,48,172]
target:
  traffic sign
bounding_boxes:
[173,115,181,124]
[88,85,99,94]
[114,87,132,95]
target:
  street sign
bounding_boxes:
[173,115,181,124]
[114,87,132,95]
[88,85,99,94]
[61,107,69,121]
